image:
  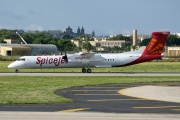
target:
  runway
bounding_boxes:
[1,72,180,76]
[0,112,179,120]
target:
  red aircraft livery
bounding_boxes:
[36,57,68,66]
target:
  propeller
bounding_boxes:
[62,51,68,62]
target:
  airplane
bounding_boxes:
[8,31,170,73]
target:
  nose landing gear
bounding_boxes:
[15,69,19,73]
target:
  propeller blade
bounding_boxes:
[62,51,68,60]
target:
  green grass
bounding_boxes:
[0,76,180,104]
[2,61,180,72]
[1,61,180,104]
[0,56,20,61]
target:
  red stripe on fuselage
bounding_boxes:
[119,54,162,67]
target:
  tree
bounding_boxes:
[131,45,138,51]
[0,29,20,43]
[32,32,55,44]
[82,40,94,52]
[121,42,131,52]
[166,35,180,46]
[108,34,132,41]
[62,34,73,39]
[22,33,34,44]
[139,35,180,46]
[111,46,122,53]
[139,38,151,46]
[57,40,77,53]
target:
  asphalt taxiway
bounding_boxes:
[0,73,180,120]
[0,83,180,114]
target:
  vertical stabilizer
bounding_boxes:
[121,31,170,66]
[142,32,170,55]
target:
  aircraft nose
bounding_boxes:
[8,62,17,69]
[8,63,13,69]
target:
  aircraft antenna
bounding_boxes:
[16,31,27,44]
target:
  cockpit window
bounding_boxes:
[17,58,26,61]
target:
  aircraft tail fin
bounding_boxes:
[142,31,170,55]
[120,31,170,66]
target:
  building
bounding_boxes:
[71,40,83,48]
[71,39,125,48]
[66,26,73,34]
[133,30,137,46]
[23,26,87,39]
[4,39,21,44]
[95,40,125,48]
[60,26,85,38]
[166,47,180,56]
[0,42,58,56]
[138,35,151,41]
[77,27,81,35]
[0,44,30,56]
[80,27,84,34]
[92,30,95,37]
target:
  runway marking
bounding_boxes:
[119,85,180,103]
[133,106,180,109]
[74,94,120,96]
[71,90,117,92]
[59,108,90,112]
[118,88,151,101]
[87,99,145,102]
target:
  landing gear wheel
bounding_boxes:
[15,69,19,73]
[82,68,86,73]
[87,68,92,73]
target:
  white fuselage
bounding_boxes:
[8,51,143,69]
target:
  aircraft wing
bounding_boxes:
[79,52,95,57]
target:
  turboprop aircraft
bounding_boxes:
[8,31,170,73]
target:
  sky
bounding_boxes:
[0,0,180,36]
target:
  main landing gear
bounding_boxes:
[15,69,19,73]
[82,68,92,73]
